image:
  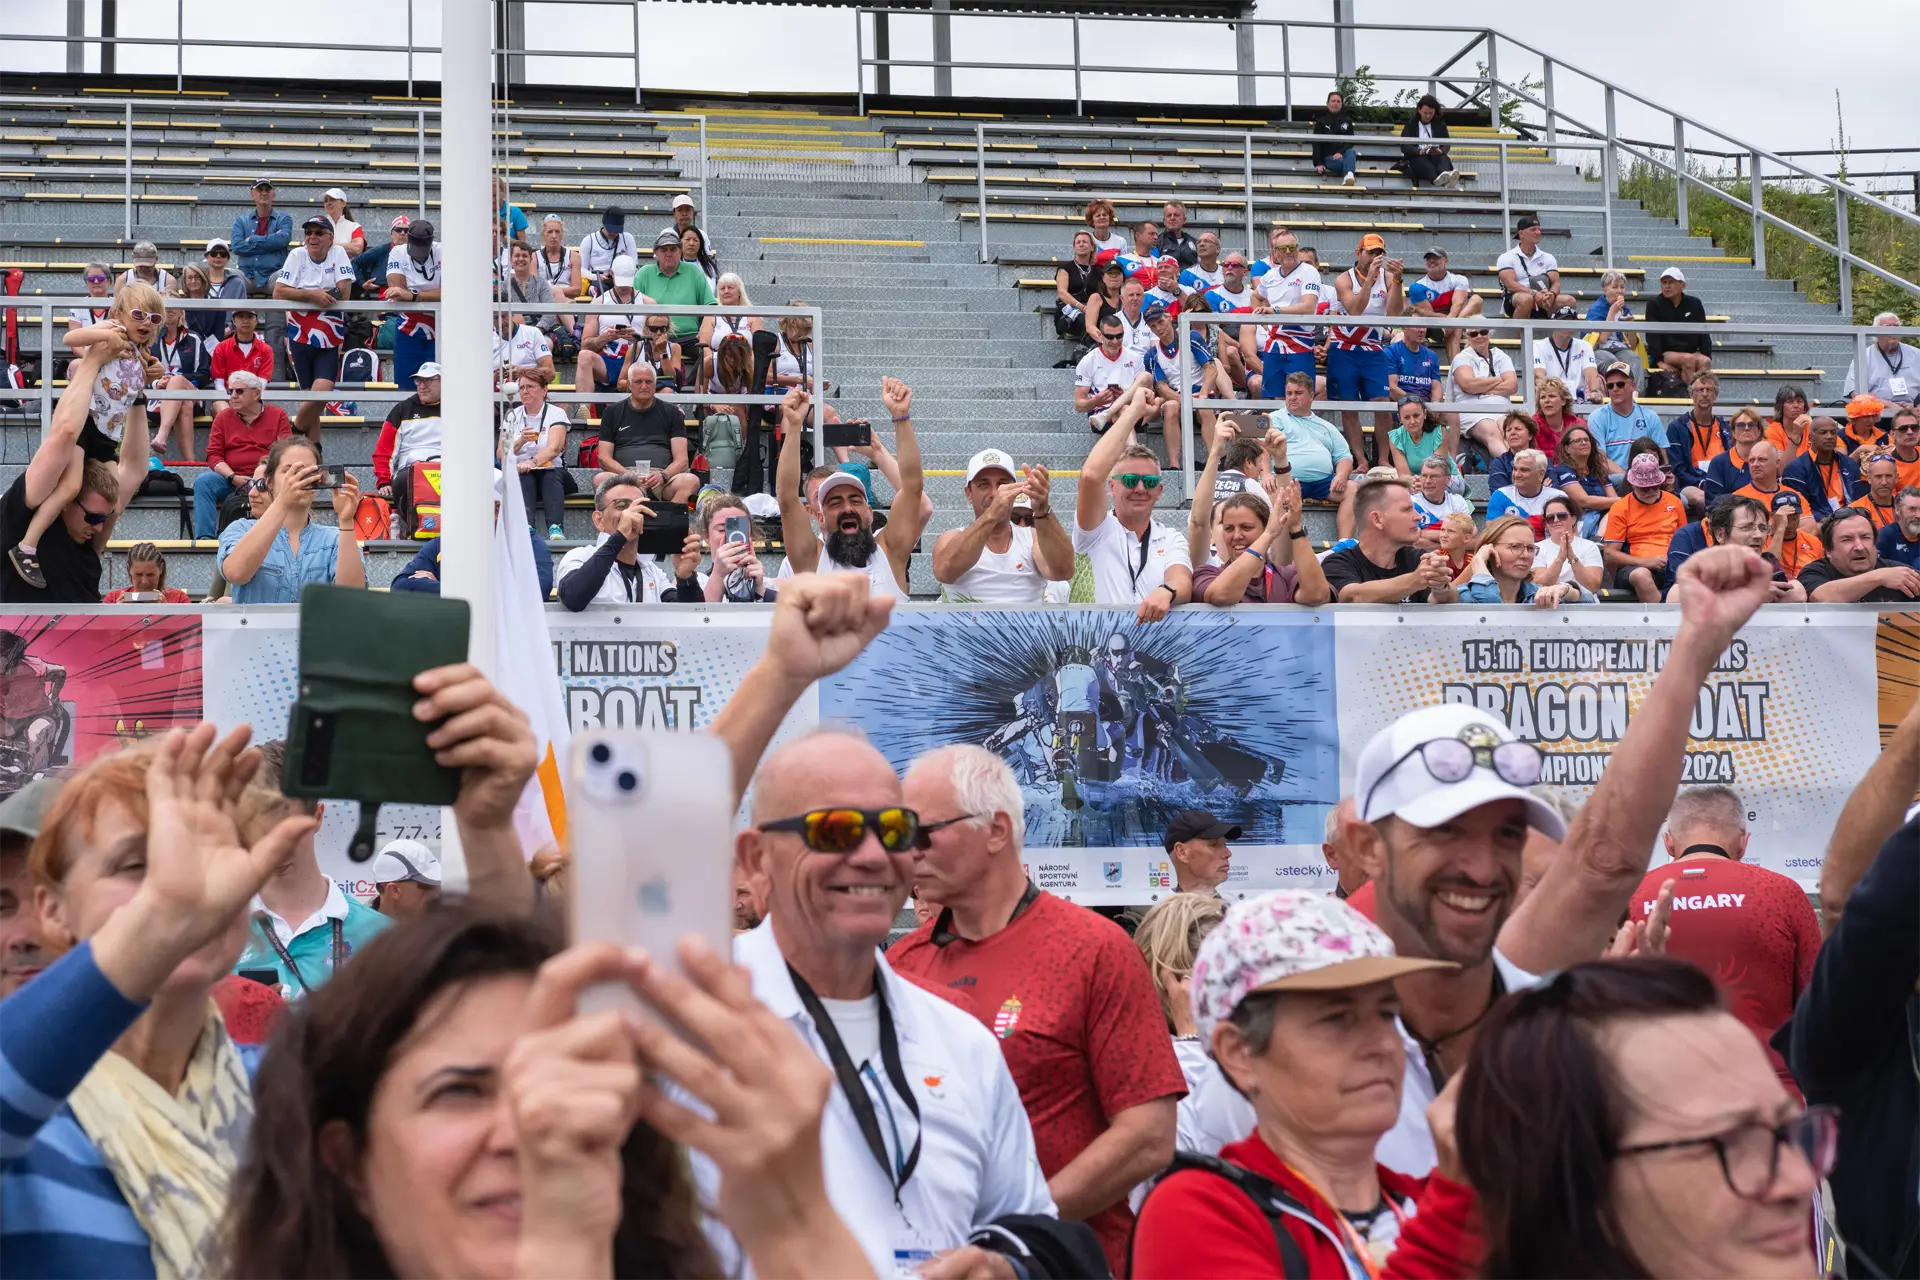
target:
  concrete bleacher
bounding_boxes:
[0,84,1864,597]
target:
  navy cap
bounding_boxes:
[1163,808,1242,852]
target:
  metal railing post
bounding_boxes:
[856,12,865,115]
[406,0,413,97]
[39,302,52,438]
[699,116,709,229]
[123,102,132,240]
[1673,117,1688,229]
[976,122,989,263]
[1836,189,1852,320]
[1498,138,1510,252]
[1603,85,1618,198]
[1179,311,1194,500]
[417,109,427,218]
[1602,173,1615,267]
[1541,59,1556,156]
[1750,149,1766,276]
[632,4,643,106]
[1484,36,1501,131]
[1281,24,1292,122]
[811,309,826,474]
[175,0,183,93]
[1519,320,1535,413]
[1072,19,1082,115]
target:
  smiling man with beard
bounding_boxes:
[776,382,928,600]
[1341,543,1776,1176]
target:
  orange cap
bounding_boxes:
[1357,233,1387,252]
[1847,395,1886,417]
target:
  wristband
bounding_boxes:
[1155,583,1178,601]
[1274,464,1293,475]
[1289,527,1307,539]
[891,414,912,423]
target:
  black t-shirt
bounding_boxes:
[1797,555,1915,603]
[0,475,103,603]
[1322,543,1429,603]
[1060,260,1099,306]
[599,398,687,472]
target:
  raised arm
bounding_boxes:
[774,386,819,574]
[1187,422,1235,566]
[1499,546,1775,971]
[1024,465,1074,582]
[1817,689,1920,933]
[1076,376,1154,532]
[874,377,928,567]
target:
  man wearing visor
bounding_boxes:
[1340,543,1776,1174]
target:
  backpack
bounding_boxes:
[1128,1153,1312,1280]
[339,346,379,385]
[1644,368,1686,400]
[392,463,443,539]
[576,434,600,468]
[354,492,393,541]
[135,465,192,538]
[700,412,742,468]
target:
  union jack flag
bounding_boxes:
[398,311,437,340]
[287,309,345,348]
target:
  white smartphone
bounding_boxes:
[567,729,735,1029]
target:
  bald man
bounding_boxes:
[722,730,1054,1280]
[1733,440,1786,505]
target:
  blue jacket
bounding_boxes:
[1878,521,1920,569]
[1459,575,1544,604]
[1701,451,1752,502]
[1782,818,1920,1280]
[229,209,293,290]
[1663,412,1727,493]
[1663,520,1708,596]
[1781,452,1864,521]
[391,530,554,600]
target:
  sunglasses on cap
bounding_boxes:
[758,807,921,854]
[1116,473,1164,490]
[1363,733,1545,815]
[126,309,164,325]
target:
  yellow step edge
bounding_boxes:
[1628,254,1753,264]
[659,123,884,137]
[759,236,927,247]
[706,140,894,152]
[707,152,860,163]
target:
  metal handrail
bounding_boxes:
[1170,308,1920,500]
[0,297,831,459]
[0,91,708,259]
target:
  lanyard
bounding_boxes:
[1275,1159,1399,1280]
[1690,415,1719,461]
[1888,347,1904,375]
[788,965,922,1205]
[539,248,569,283]
[1411,964,1507,1091]
[254,913,344,996]
[933,878,1039,947]
[1547,340,1576,381]
[1127,521,1155,593]
[1814,454,1843,499]
[615,558,642,602]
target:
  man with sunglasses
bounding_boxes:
[1245,227,1322,398]
[1883,407,1920,491]
[893,745,1184,1277]
[1588,360,1666,467]
[1199,253,1255,389]
[196,371,291,540]
[1074,315,1147,424]
[1343,543,1775,1174]
[729,738,1055,1280]
[1075,381,1192,623]
[273,214,355,446]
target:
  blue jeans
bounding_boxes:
[393,328,435,390]
[1321,150,1357,178]
[193,470,240,540]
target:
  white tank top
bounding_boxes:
[941,525,1045,603]
[777,541,909,601]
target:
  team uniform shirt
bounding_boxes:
[209,335,276,390]
[1113,311,1154,360]
[1587,401,1667,467]
[578,229,637,280]
[1071,511,1189,605]
[1768,525,1824,579]
[65,303,111,332]
[1485,484,1567,527]
[940,524,1052,603]
[1533,336,1598,401]
[1250,261,1323,354]
[1145,334,1213,394]
[1876,522,1920,569]
[1199,282,1254,340]
[372,395,445,486]
[1535,534,1604,586]
[277,246,355,348]
[233,881,390,997]
[1327,267,1391,351]
[1088,229,1130,258]
[1763,419,1815,459]
[1108,253,1162,286]
[1269,410,1352,484]
[775,544,911,603]
[698,922,1054,1280]
[1411,489,1472,529]
[385,242,444,340]
[1847,494,1900,533]
[1885,450,1920,493]
[889,891,1188,1274]
[1074,344,1146,404]
[1448,346,1516,421]
[1631,858,1820,1091]
[492,324,552,378]
[1387,341,1441,400]
[1496,245,1559,297]
[1211,468,1266,508]
[534,244,577,294]
[1180,264,1223,291]
[1143,286,1185,315]
[1604,490,1687,562]
[1407,269,1470,313]
[505,401,572,467]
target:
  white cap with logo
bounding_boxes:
[965,448,1019,486]
[371,838,442,886]
[1352,703,1566,837]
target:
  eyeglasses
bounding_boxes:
[83,274,109,283]
[913,812,984,850]
[1363,733,1545,814]
[757,807,921,854]
[1604,378,1632,389]
[1616,1107,1837,1200]
[126,309,164,325]
[1116,473,1164,490]
[1273,242,1300,253]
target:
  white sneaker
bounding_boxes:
[1342,171,1356,186]
[1435,169,1459,188]
[1088,409,1112,433]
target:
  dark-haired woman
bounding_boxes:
[1399,95,1458,188]
[225,909,871,1279]
[1458,958,1832,1280]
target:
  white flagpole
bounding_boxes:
[433,1,498,894]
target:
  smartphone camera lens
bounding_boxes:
[590,742,612,765]
[616,770,638,793]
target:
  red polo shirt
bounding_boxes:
[205,404,293,477]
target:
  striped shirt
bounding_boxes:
[1,942,156,1277]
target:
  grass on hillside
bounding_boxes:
[1617,159,1919,323]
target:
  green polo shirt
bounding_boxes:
[634,261,716,337]
[233,887,390,997]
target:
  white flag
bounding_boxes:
[492,458,570,855]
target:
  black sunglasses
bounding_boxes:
[913,812,983,850]
[81,508,111,526]
[758,807,921,854]
[1542,510,1574,523]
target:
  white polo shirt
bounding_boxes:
[1075,344,1146,401]
[1073,511,1189,605]
[698,922,1055,1279]
[1533,335,1598,400]
[1496,245,1559,294]
[385,242,444,293]
[493,324,552,375]
[1535,534,1604,587]
[553,536,678,603]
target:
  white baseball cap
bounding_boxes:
[815,470,866,503]
[671,194,695,210]
[322,187,349,202]
[1353,703,1566,837]
[414,362,443,379]
[611,254,638,287]
[371,838,442,886]
[1660,266,1687,283]
[965,447,1018,485]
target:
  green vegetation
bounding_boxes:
[1617,158,1919,324]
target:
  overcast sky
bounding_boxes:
[4,0,1916,182]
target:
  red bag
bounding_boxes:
[392,463,443,539]
[576,435,600,467]
[354,493,392,541]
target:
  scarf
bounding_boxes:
[67,1004,255,1279]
